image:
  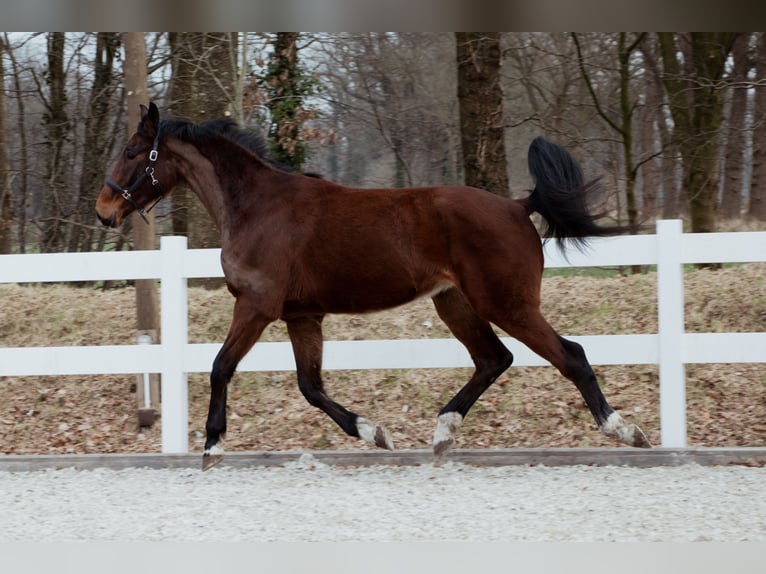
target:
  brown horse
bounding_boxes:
[97,103,650,470]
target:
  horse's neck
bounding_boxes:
[167,139,228,231]
[168,136,284,236]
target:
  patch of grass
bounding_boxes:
[543,267,626,279]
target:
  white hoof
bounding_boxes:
[356,417,394,450]
[600,412,652,448]
[433,412,463,458]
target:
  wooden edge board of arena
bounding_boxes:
[1,447,766,471]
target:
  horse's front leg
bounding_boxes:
[203,295,275,471]
[285,314,393,450]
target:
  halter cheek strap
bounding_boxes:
[104,129,162,224]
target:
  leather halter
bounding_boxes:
[104,129,162,224]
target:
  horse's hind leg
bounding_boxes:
[285,314,393,450]
[431,289,513,458]
[494,307,651,448]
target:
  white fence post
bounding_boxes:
[160,236,189,453]
[656,219,687,447]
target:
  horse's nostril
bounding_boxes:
[97,211,117,228]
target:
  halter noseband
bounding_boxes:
[104,129,162,224]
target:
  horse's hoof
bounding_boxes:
[202,444,225,471]
[632,425,652,448]
[433,437,454,463]
[202,453,224,471]
[432,412,463,462]
[601,412,652,448]
[374,425,394,450]
[357,417,394,450]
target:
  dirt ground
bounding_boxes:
[0,263,764,455]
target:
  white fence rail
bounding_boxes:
[1,220,764,453]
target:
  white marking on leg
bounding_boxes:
[203,443,225,457]
[357,417,376,443]
[356,417,394,449]
[433,412,463,453]
[601,412,633,442]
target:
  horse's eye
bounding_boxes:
[126,150,137,160]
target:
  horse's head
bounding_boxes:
[96,102,174,227]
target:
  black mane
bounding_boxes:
[158,117,297,173]
[155,116,323,178]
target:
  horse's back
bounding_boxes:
[300,182,543,277]
[430,186,543,258]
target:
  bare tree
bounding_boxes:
[0,36,10,253]
[502,33,587,139]
[123,31,160,419]
[68,32,122,252]
[638,35,685,219]
[749,32,766,221]
[1,31,760,261]
[263,32,311,171]
[40,32,68,252]
[167,32,238,255]
[719,33,753,219]
[166,33,238,288]
[501,32,622,211]
[455,32,509,196]
[315,33,458,188]
[3,33,34,253]
[572,32,647,229]
[657,32,739,233]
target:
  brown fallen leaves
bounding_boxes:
[0,263,763,455]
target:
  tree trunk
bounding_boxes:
[196,33,235,254]
[749,32,766,220]
[41,32,68,253]
[660,144,684,220]
[0,36,11,254]
[266,32,305,171]
[455,32,509,196]
[69,32,121,252]
[719,33,751,219]
[168,32,237,246]
[656,32,739,233]
[4,34,30,253]
[640,35,683,219]
[124,32,161,418]
[167,32,237,287]
[572,32,645,231]
[617,33,639,230]
[167,32,192,238]
[124,33,159,317]
[638,75,662,218]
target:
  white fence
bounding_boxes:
[1,219,764,453]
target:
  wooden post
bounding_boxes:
[135,329,160,426]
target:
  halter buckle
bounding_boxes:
[147,166,158,186]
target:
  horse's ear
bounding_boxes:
[139,102,160,136]
[148,102,160,125]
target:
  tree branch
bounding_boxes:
[571,33,624,137]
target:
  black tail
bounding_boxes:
[526,136,631,251]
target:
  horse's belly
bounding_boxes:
[285,276,453,316]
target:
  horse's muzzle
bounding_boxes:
[96,209,117,228]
